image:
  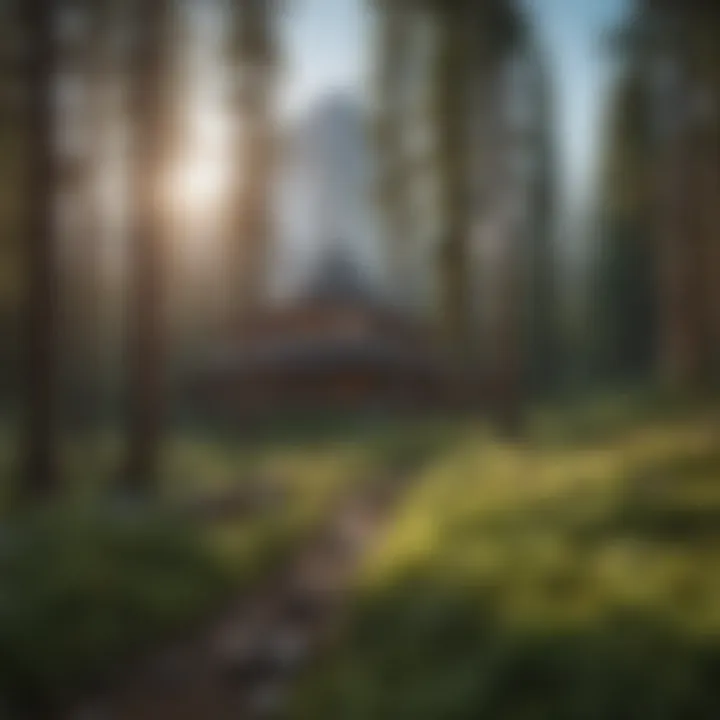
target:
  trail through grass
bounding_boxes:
[0,418,451,714]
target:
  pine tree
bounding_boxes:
[228,0,279,315]
[123,0,175,495]
[591,56,657,384]
[19,0,61,501]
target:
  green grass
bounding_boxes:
[0,505,226,713]
[293,407,720,719]
[0,417,448,715]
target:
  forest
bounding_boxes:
[0,0,719,717]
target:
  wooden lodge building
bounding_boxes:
[192,247,451,420]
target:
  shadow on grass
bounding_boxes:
[530,389,720,449]
[296,577,720,720]
[0,504,231,717]
[293,414,720,720]
[0,415,465,717]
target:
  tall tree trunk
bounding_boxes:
[236,67,274,311]
[496,107,529,435]
[694,13,720,379]
[19,0,60,502]
[492,168,525,436]
[374,0,413,306]
[526,42,560,397]
[430,6,473,374]
[230,0,277,319]
[475,5,527,434]
[75,0,115,424]
[58,0,114,428]
[651,13,709,391]
[708,94,720,376]
[123,0,174,495]
[430,0,523,417]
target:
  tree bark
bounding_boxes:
[431,7,474,368]
[19,0,61,502]
[229,0,278,319]
[374,1,414,306]
[76,0,115,423]
[123,0,174,495]
[652,17,711,391]
[235,66,274,312]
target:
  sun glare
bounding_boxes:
[169,155,228,217]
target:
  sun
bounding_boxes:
[169,154,228,217]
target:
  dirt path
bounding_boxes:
[69,468,415,720]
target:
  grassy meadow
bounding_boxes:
[294,400,720,719]
[1,399,719,716]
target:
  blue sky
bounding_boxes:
[281,0,369,116]
[283,0,630,211]
[530,0,629,205]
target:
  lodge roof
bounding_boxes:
[300,243,385,309]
